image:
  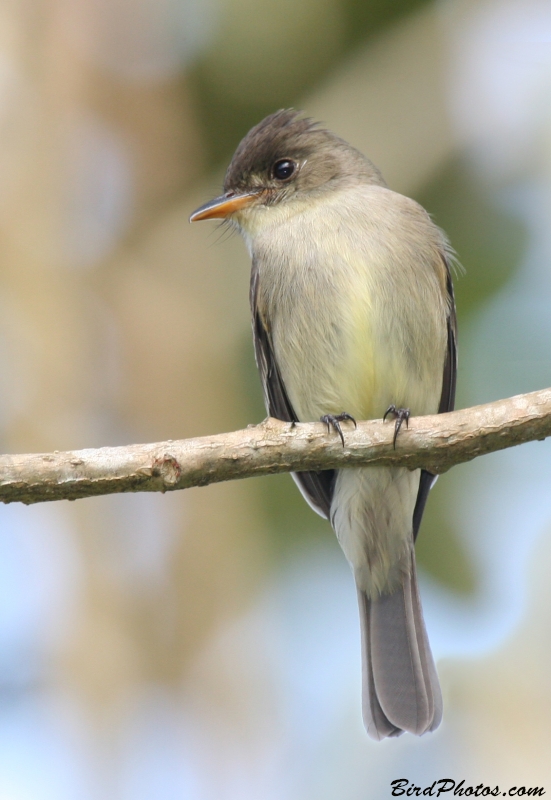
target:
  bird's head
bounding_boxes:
[190,109,385,232]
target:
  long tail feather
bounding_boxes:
[358,553,442,740]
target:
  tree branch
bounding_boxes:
[1,387,551,505]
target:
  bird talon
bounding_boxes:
[320,412,357,447]
[383,405,410,449]
[338,412,357,429]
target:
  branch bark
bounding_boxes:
[1,387,551,505]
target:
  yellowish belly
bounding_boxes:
[271,275,443,424]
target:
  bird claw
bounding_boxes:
[383,405,410,449]
[320,412,357,447]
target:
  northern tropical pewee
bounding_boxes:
[190,110,457,739]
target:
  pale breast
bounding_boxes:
[251,185,449,423]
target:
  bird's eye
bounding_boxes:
[272,159,296,181]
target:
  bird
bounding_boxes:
[190,109,457,739]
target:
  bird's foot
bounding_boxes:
[320,412,357,447]
[383,405,410,449]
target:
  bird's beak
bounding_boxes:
[189,191,261,222]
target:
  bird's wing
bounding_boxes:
[413,260,457,540]
[250,261,335,519]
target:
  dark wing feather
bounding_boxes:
[250,261,335,519]
[413,262,457,540]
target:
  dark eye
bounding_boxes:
[272,159,296,181]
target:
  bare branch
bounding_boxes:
[1,387,551,505]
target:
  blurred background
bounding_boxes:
[0,0,550,796]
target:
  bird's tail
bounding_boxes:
[357,551,442,740]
